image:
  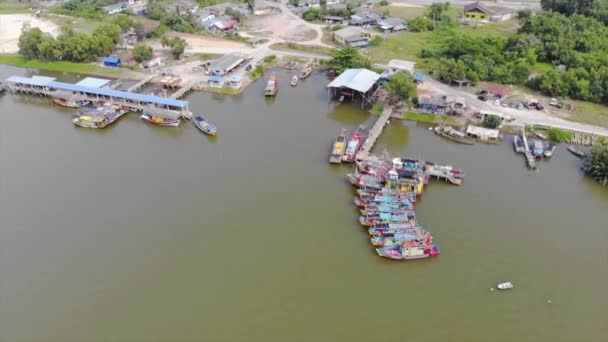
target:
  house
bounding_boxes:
[323,15,346,24]
[211,17,239,33]
[418,95,446,114]
[350,13,379,26]
[466,125,501,142]
[208,75,224,88]
[208,54,246,76]
[379,60,416,81]
[176,0,199,14]
[378,18,407,32]
[102,57,121,67]
[463,2,493,22]
[197,9,216,22]
[125,0,144,5]
[142,57,164,69]
[333,26,372,47]
[102,3,126,14]
[486,84,509,98]
[229,75,243,88]
[414,72,425,84]
[445,95,467,115]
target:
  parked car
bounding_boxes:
[245,64,253,71]
[535,103,544,110]
[478,95,488,101]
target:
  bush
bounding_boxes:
[379,0,390,6]
[329,24,344,32]
[546,128,573,142]
[483,114,502,129]
[133,43,153,63]
[517,9,532,19]
[583,137,608,186]
[263,55,277,63]
[408,17,433,32]
[369,35,383,46]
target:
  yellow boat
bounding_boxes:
[329,128,347,164]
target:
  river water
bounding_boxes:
[1,65,607,342]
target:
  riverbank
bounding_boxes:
[0,54,137,78]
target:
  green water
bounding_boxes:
[1,65,607,342]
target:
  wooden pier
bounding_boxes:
[126,74,157,93]
[170,81,198,99]
[426,167,463,185]
[356,106,393,161]
[521,127,536,169]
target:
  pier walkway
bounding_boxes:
[357,106,393,161]
[521,127,536,169]
[426,167,463,186]
[126,74,157,93]
[170,81,198,99]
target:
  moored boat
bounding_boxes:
[513,135,525,153]
[497,282,514,290]
[434,124,475,145]
[290,75,298,86]
[329,128,347,164]
[299,67,312,79]
[343,131,363,163]
[264,75,278,96]
[375,244,440,260]
[531,140,544,159]
[52,93,89,108]
[567,145,585,158]
[193,116,217,136]
[141,113,180,127]
[544,143,556,157]
[72,104,125,129]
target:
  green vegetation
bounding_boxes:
[207,86,239,95]
[0,54,121,75]
[198,53,222,61]
[147,0,197,33]
[546,128,574,142]
[161,36,187,59]
[18,23,119,62]
[379,0,390,6]
[52,0,110,20]
[583,137,608,186]
[263,55,276,64]
[404,111,459,125]
[302,3,357,21]
[326,46,371,74]
[269,43,334,56]
[385,71,418,104]
[371,102,385,115]
[133,43,153,62]
[250,65,265,79]
[541,0,608,25]
[0,0,31,14]
[483,114,502,129]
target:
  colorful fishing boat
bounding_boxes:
[329,128,347,164]
[343,131,363,163]
[52,93,89,108]
[371,233,432,247]
[375,244,441,260]
[368,227,422,237]
[72,104,126,129]
[140,113,180,127]
[264,75,279,96]
[193,116,217,136]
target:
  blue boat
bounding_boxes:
[193,116,217,136]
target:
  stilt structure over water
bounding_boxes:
[170,81,198,99]
[126,73,157,93]
[4,76,192,119]
[521,127,536,169]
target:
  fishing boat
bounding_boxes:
[371,222,418,230]
[450,169,465,179]
[544,143,556,157]
[264,75,279,96]
[290,75,298,86]
[52,93,89,108]
[531,140,544,159]
[375,244,441,260]
[497,282,514,290]
[567,145,585,158]
[193,116,217,136]
[434,124,474,145]
[371,233,432,247]
[329,129,347,164]
[299,67,312,79]
[343,131,363,163]
[368,226,422,236]
[140,113,180,127]
[72,104,125,129]
[513,134,525,153]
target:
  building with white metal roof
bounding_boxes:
[75,77,112,88]
[327,68,380,93]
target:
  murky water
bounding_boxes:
[1,65,607,342]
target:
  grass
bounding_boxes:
[207,87,239,95]
[530,62,554,75]
[197,53,222,61]
[0,0,32,14]
[562,100,608,128]
[263,55,277,64]
[371,102,385,115]
[373,4,427,20]
[404,111,459,125]
[250,65,265,79]
[0,54,123,76]
[270,43,334,57]
[547,128,574,142]
[457,19,520,38]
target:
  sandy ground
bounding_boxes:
[161,32,253,54]
[247,12,317,42]
[0,14,59,53]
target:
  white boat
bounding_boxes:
[290,75,298,86]
[497,282,513,290]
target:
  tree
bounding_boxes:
[161,36,188,59]
[583,137,608,185]
[247,0,255,12]
[327,45,372,74]
[133,43,153,62]
[408,16,433,32]
[385,71,418,104]
[379,0,390,6]
[110,14,135,31]
[93,23,120,45]
[483,114,502,129]
[18,26,46,59]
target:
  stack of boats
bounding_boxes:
[329,129,363,164]
[347,155,464,260]
[72,103,128,128]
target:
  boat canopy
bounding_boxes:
[143,105,181,120]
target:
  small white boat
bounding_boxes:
[290,75,298,86]
[497,282,514,290]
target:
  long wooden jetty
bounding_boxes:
[170,81,198,99]
[356,106,393,161]
[126,73,157,93]
[521,127,536,169]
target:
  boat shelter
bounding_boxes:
[327,68,380,108]
[466,125,500,142]
[75,77,111,88]
[208,53,246,76]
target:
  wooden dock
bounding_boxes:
[521,127,536,169]
[426,167,462,185]
[126,74,157,93]
[356,106,393,161]
[170,81,198,99]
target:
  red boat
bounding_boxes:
[342,132,362,163]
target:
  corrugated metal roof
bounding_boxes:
[466,125,500,138]
[75,77,111,88]
[48,81,188,108]
[6,76,56,86]
[349,40,369,47]
[327,68,380,93]
[102,57,121,64]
